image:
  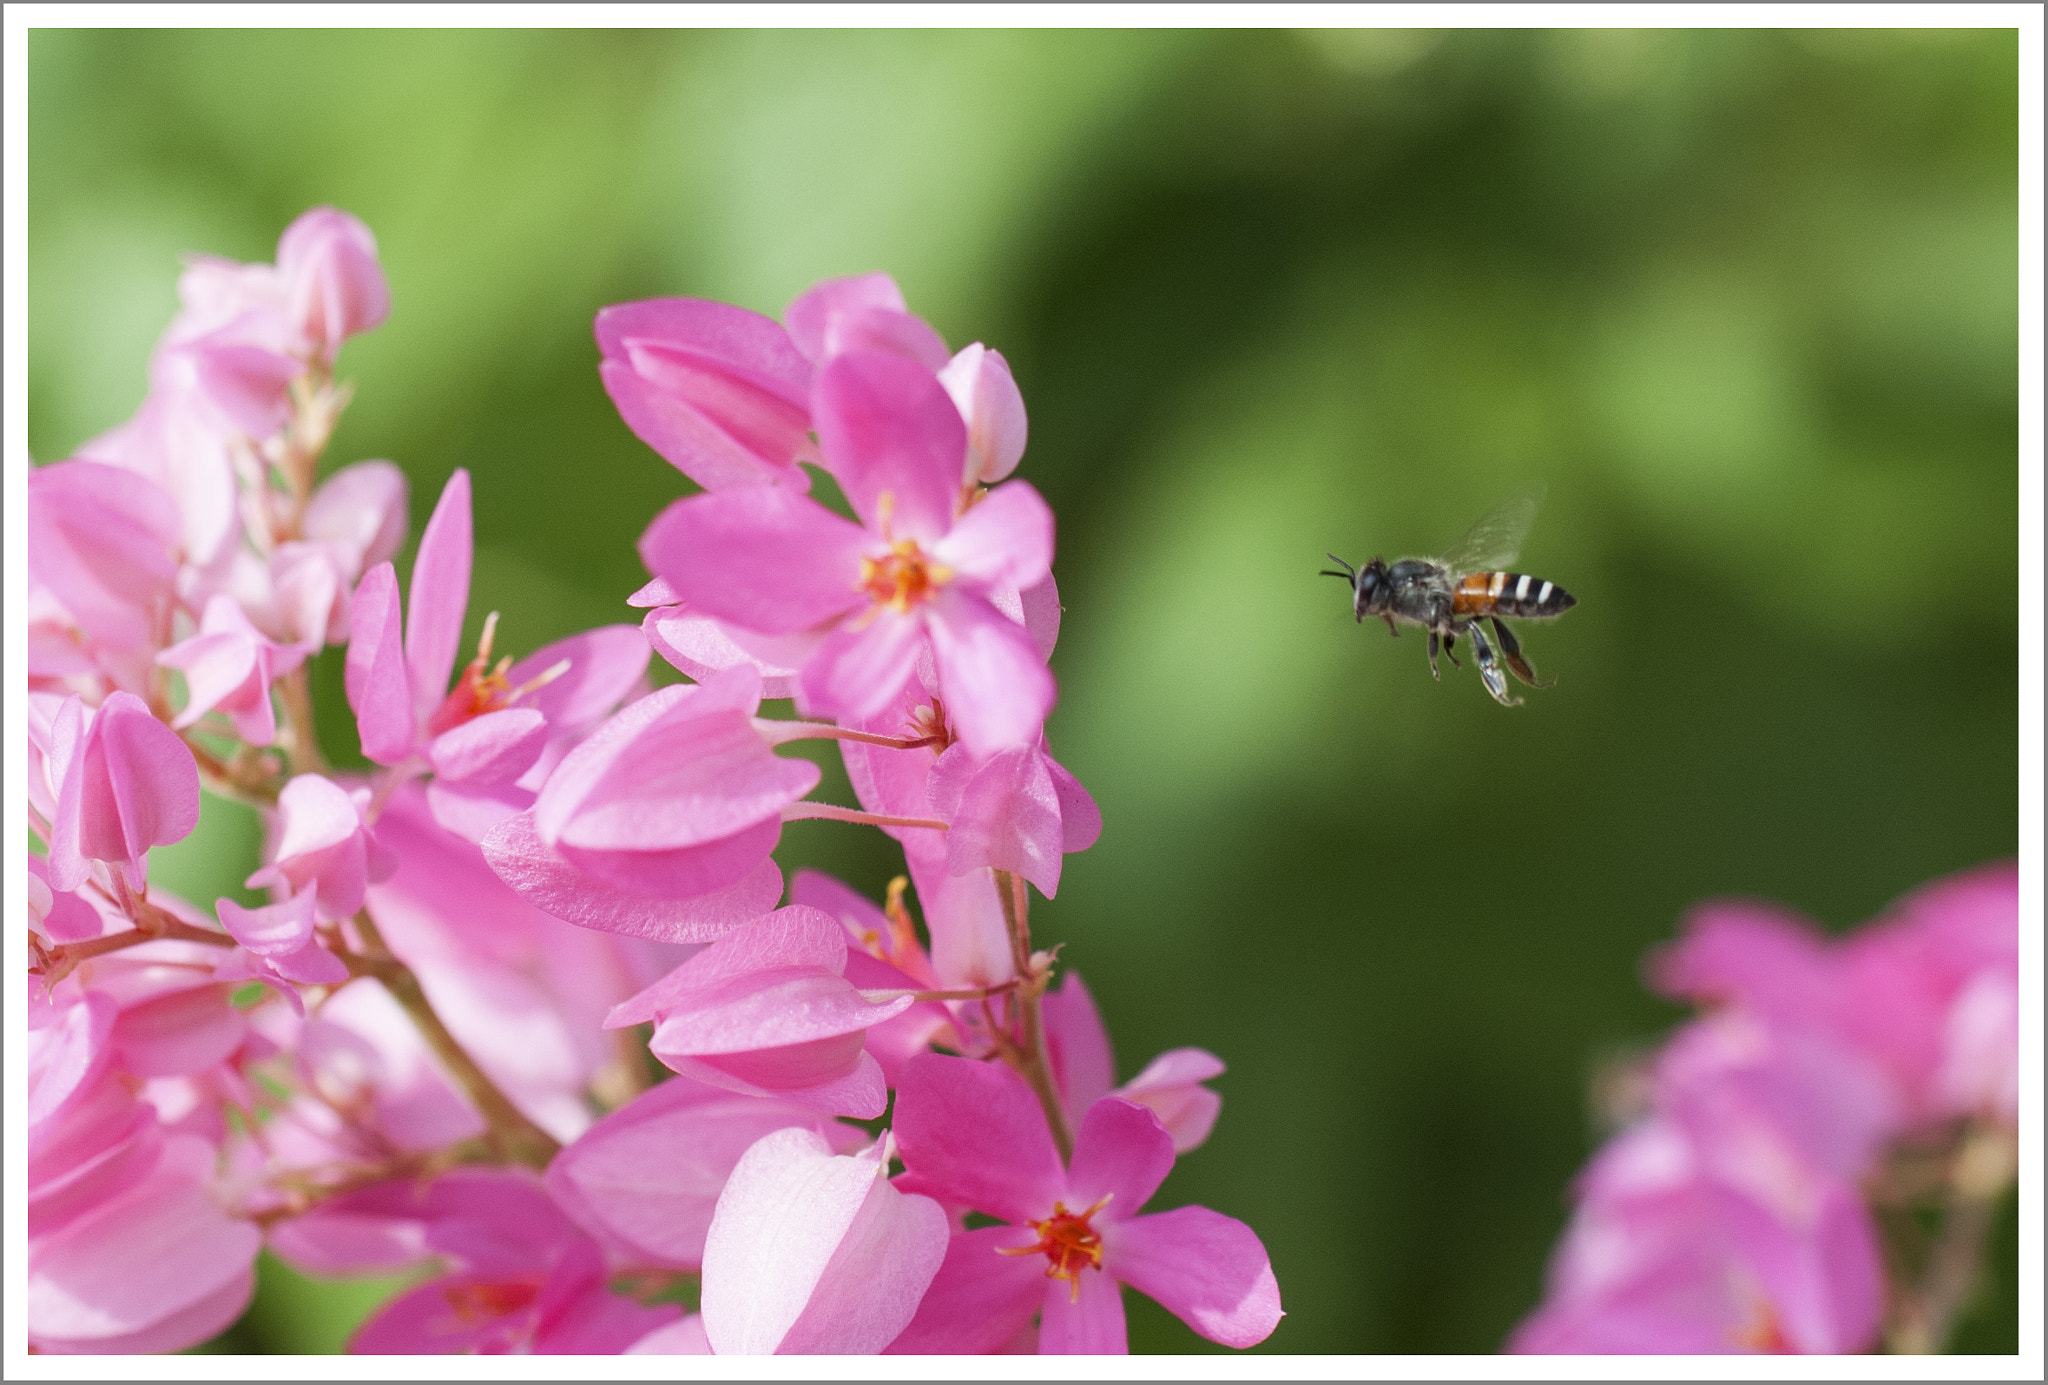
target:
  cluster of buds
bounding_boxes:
[25,212,1283,1354]
[1513,862,2018,1355]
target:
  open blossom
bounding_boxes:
[640,357,1055,756]
[889,1054,1282,1354]
[346,468,647,839]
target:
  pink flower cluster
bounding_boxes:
[25,214,1280,1355]
[1512,862,2019,1355]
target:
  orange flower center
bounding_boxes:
[424,611,567,737]
[442,1274,543,1324]
[998,1196,1112,1301]
[858,539,951,614]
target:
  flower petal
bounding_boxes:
[404,469,473,722]
[1042,971,1118,1125]
[926,589,1056,757]
[641,486,868,635]
[1038,1263,1127,1354]
[883,1224,1048,1354]
[939,342,1029,484]
[546,1078,864,1270]
[344,563,417,764]
[701,1129,947,1355]
[643,605,797,700]
[504,625,651,738]
[892,1054,1066,1226]
[1104,1205,1284,1349]
[1065,1096,1176,1216]
[480,811,780,943]
[797,608,925,724]
[426,707,547,787]
[812,350,965,540]
[931,480,1053,593]
[783,272,907,363]
[941,744,1066,896]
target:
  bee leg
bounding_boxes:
[1466,622,1523,707]
[1440,630,1462,670]
[1382,614,1399,637]
[1488,616,1548,687]
[1427,631,1442,681]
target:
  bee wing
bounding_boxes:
[1438,482,1547,575]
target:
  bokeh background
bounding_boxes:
[28,26,2020,1354]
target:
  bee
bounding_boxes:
[1322,483,1576,707]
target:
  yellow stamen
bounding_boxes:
[996,1195,1114,1302]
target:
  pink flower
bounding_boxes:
[546,1077,868,1272]
[888,1054,1282,1354]
[155,594,308,745]
[28,1134,260,1354]
[606,905,919,1119]
[484,667,811,932]
[926,739,1100,898]
[937,341,1029,486]
[640,348,1056,757]
[346,470,572,835]
[28,856,105,946]
[276,1170,678,1354]
[246,773,392,922]
[42,691,201,892]
[27,461,183,657]
[276,206,391,356]
[214,887,349,1001]
[596,297,817,491]
[700,1128,949,1354]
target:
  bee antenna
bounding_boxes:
[1322,553,1356,578]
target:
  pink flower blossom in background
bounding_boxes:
[1514,861,2018,1355]
[26,461,184,662]
[245,773,392,922]
[888,1054,1282,1354]
[276,1170,676,1354]
[155,594,308,744]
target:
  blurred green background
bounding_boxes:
[29,27,2018,1354]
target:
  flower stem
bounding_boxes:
[337,909,560,1170]
[753,719,944,751]
[1885,1123,2014,1353]
[276,665,327,775]
[781,801,948,831]
[993,868,1073,1162]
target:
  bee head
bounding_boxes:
[1351,557,1391,620]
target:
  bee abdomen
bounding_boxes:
[1454,571,1576,618]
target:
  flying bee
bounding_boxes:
[1322,483,1576,707]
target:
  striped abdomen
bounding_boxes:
[1452,571,1576,619]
